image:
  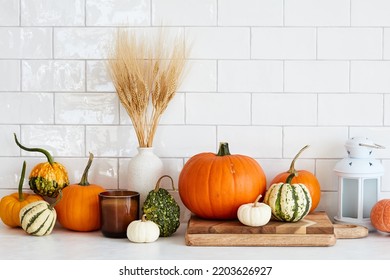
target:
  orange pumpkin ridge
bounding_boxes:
[371,199,390,233]
[0,161,43,227]
[178,142,267,220]
[269,145,321,213]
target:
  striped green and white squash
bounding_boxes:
[264,173,312,222]
[19,200,57,236]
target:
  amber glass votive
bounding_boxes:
[99,190,140,238]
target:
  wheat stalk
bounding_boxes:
[107,29,187,147]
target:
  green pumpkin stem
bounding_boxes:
[18,161,27,202]
[49,190,63,209]
[13,133,55,166]
[217,142,231,156]
[286,172,298,184]
[287,145,310,174]
[154,175,175,192]
[79,152,94,186]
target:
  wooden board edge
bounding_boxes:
[185,233,337,247]
[333,224,368,239]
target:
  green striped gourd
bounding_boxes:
[264,173,312,222]
[19,193,61,236]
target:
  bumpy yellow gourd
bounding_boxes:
[14,133,69,198]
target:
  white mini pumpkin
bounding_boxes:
[19,200,57,236]
[237,194,271,227]
[127,214,160,243]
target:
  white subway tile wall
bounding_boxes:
[1,0,390,220]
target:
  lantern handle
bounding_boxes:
[359,143,385,149]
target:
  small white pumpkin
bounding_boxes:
[127,214,160,243]
[237,194,271,227]
[19,200,57,236]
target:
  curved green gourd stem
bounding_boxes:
[286,172,297,185]
[217,142,231,156]
[287,145,310,174]
[79,152,94,186]
[154,175,175,192]
[13,133,54,165]
[49,190,63,209]
[18,161,27,202]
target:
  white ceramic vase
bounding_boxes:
[127,147,163,206]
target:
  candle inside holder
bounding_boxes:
[99,190,139,238]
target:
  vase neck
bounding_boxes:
[137,147,155,154]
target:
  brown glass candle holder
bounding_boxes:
[99,190,140,238]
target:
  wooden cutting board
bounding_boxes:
[185,211,368,247]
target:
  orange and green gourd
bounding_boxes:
[14,133,69,198]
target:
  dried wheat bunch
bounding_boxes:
[107,28,187,147]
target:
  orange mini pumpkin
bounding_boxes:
[269,145,321,213]
[370,199,390,233]
[55,153,106,232]
[0,161,43,227]
[178,142,267,220]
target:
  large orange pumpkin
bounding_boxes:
[270,145,321,213]
[178,142,267,220]
[55,153,106,232]
[0,161,43,227]
[370,199,390,232]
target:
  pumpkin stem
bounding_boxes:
[253,194,262,207]
[154,175,175,192]
[217,142,231,156]
[79,152,94,186]
[13,133,55,166]
[141,214,147,222]
[49,190,63,209]
[286,172,298,184]
[287,145,310,174]
[18,161,27,202]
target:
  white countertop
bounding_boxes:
[0,221,389,260]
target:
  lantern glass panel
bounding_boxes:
[363,178,378,218]
[342,178,359,219]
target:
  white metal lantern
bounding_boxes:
[334,137,385,230]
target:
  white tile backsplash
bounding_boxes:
[0,92,54,124]
[54,28,115,59]
[217,126,283,158]
[187,27,250,59]
[21,0,85,26]
[285,61,350,92]
[285,0,350,26]
[0,27,52,59]
[252,93,317,125]
[86,0,151,27]
[318,94,384,125]
[251,28,316,59]
[186,93,251,125]
[0,0,19,26]
[218,60,283,92]
[152,0,216,26]
[318,28,383,60]
[351,0,390,26]
[2,0,390,216]
[218,0,283,26]
[20,125,85,157]
[351,61,390,93]
[0,60,20,91]
[22,60,85,92]
[55,92,119,124]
